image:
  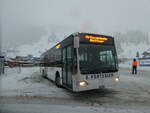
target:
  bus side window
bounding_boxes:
[67,46,72,62]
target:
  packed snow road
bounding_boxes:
[0,66,150,113]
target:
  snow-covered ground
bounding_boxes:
[0,67,67,97]
[1,66,150,113]
[1,67,39,91]
[1,104,150,113]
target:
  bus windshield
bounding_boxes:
[79,44,118,74]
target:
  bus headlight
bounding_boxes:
[79,81,88,86]
[112,77,120,82]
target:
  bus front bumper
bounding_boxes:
[73,76,120,92]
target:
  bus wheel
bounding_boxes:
[55,73,60,88]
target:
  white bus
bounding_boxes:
[40,32,119,92]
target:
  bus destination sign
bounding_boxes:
[85,35,108,43]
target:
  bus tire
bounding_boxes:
[55,72,60,88]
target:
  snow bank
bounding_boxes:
[0,67,68,97]
[1,67,39,91]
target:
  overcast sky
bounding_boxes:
[1,0,150,48]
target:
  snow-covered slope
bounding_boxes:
[119,42,150,58]
[5,32,150,58]
[6,32,66,57]
[16,38,149,58]
[17,35,56,57]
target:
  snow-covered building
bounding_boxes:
[142,49,150,58]
[138,49,150,66]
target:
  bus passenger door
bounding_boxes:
[66,46,72,88]
[62,47,73,88]
[62,48,67,85]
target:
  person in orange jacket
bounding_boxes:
[132,58,138,74]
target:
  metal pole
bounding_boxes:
[0,36,1,76]
[76,48,80,76]
[0,0,3,56]
[0,23,2,57]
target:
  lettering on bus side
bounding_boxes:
[85,73,114,80]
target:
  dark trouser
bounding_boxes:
[132,66,137,74]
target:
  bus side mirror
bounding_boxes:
[74,36,79,48]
